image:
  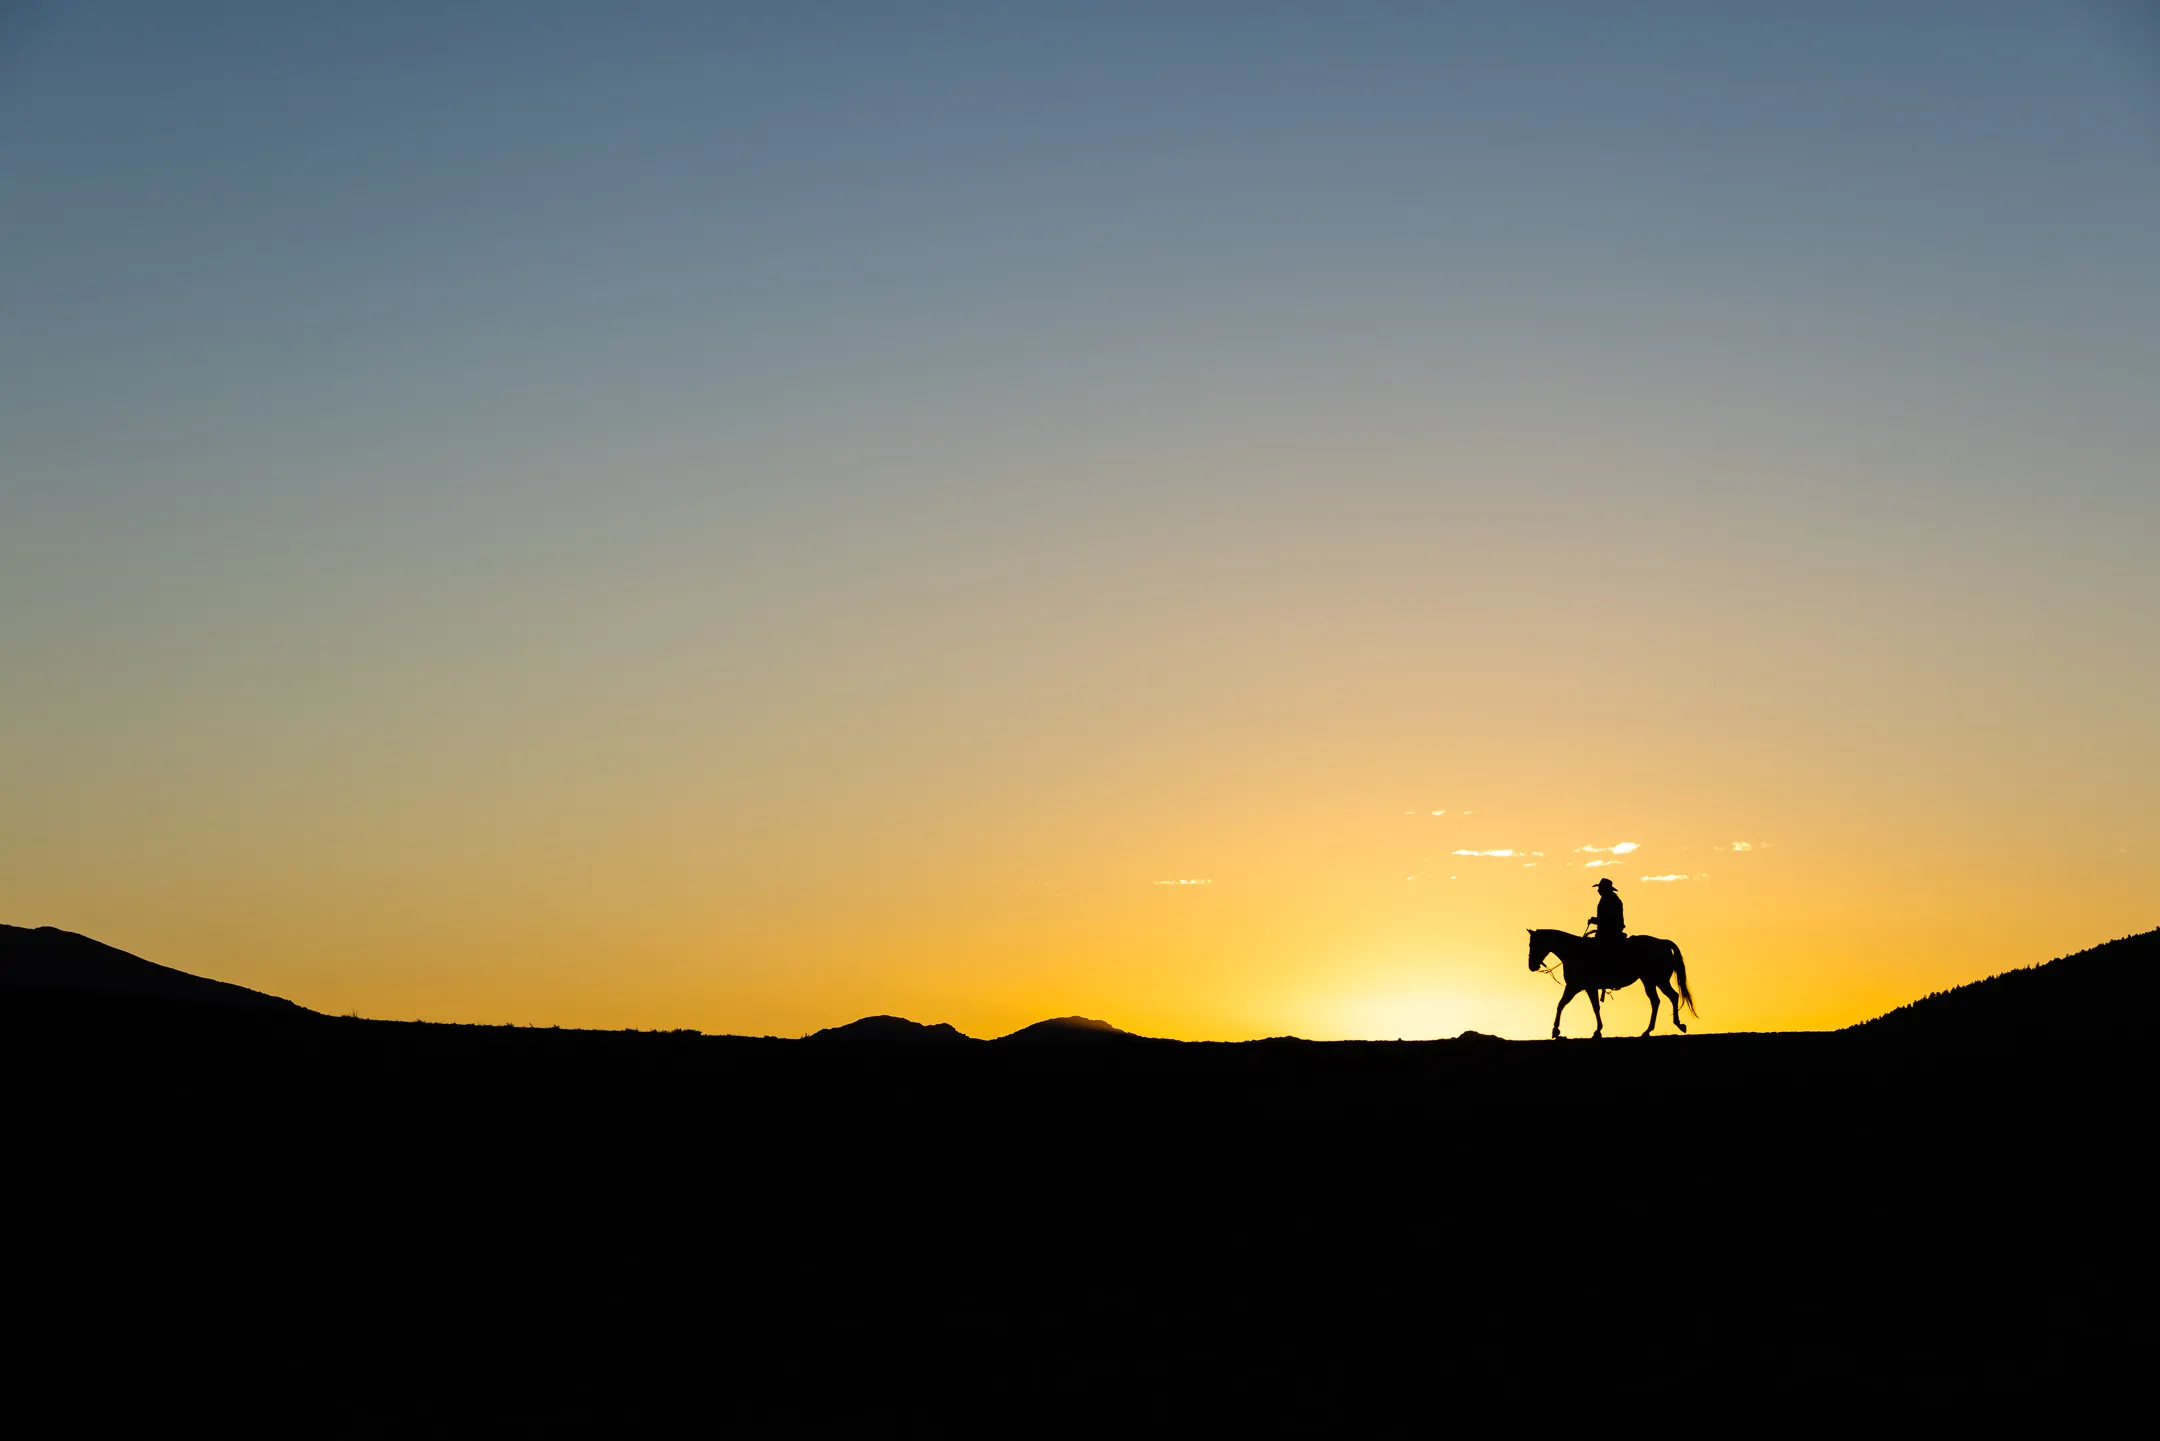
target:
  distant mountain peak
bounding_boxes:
[805,1015,978,1043]
[994,1015,1151,1043]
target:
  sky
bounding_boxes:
[2,1,2155,1039]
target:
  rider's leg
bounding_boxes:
[1553,984,1577,1039]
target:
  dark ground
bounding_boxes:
[2,937,2153,1437]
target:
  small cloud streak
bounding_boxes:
[1451,848,1518,858]
[1715,840,1755,852]
[1575,842,1639,855]
[1583,859,1619,868]
[1640,874,1692,883]
[1153,879,1213,886]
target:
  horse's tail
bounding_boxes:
[1672,942,1697,1017]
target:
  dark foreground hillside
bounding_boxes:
[1853,927,2158,1045]
[2,937,2153,1437]
[0,924,304,1012]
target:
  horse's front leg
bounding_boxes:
[1641,979,1659,1037]
[1552,984,1579,1040]
[1587,986,1603,1038]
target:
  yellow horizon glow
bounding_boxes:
[3,354,2151,1042]
[14,770,2148,1040]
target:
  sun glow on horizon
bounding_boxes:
[1326,988,1505,1043]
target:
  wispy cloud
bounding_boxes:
[1451,848,1518,858]
[1153,879,1213,886]
[1575,842,1639,855]
[1639,874,1692,883]
[1582,859,1619,868]
[1714,841,1755,852]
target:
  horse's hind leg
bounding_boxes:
[1641,979,1659,1036]
[1553,984,1579,1040]
[1659,976,1687,1033]
[1587,987,1603,1039]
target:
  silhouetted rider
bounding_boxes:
[1588,877,1625,947]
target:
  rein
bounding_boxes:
[1531,930,1577,986]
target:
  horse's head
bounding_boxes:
[1526,928,1548,971]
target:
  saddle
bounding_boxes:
[1581,926,1628,1001]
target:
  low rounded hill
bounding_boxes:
[805,1014,1158,1043]
[805,1015,977,1044]
[992,1016,1154,1044]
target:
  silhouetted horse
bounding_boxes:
[1527,929,1696,1039]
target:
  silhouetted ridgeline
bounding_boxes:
[0,924,306,1014]
[1,923,2148,1433]
[1851,927,2157,1045]
[11,918,2152,1043]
